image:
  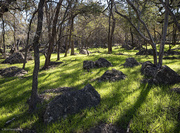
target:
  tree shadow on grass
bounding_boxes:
[116,83,152,130]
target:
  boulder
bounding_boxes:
[0,66,27,77]
[99,69,126,82]
[83,60,95,70]
[44,84,101,123]
[141,62,180,85]
[83,58,112,70]
[155,65,180,84]
[2,52,25,64]
[123,57,140,68]
[136,49,159,55]
[141,61,158,78]
[95,58,112,68]
[121,44,133,50]
[79,49,89,55]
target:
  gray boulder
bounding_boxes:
[123,57,140,68]
[0,66,27,77]
[99,69,126,82]
[95,58,112,68]
[141,62,180,85]
[79,49,89,55]
[141,61,158,78]
[155,65,180,84]
[121,44,133,50]
[2,52,25,64]
[44,84,101,123]
[83,58,112,70]
[83,60,95,70]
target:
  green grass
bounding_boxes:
[0,46,180,133]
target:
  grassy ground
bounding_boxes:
[0,45,180,133]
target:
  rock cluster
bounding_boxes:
[99,69,126,82]
[0,66,27,77]
[2,52,25,64]
[123,57,140,68]
[83,58,112,70]
[44,84,100,123]
[141,61,180,85]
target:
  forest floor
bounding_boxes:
[0,45,180,133]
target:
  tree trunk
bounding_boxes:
[13,13,17,52]
[172,24,177,46]
[23,10,37,69]
[158,0,169,67]
[2,15,6,58]
[108,0,114,54]
[70,16,74,55]
[64,36,68,57]
[153,26,156,43]
[130,27,133,46]
[43,0,63,69]
[29,0,45,112]
[57,26,62,60]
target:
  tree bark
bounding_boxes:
[13,11,17,52]
[43,0,63,69]
[158,0,169,67]
[130,27,134,46]
[57,26,63,60]
[108,0,115,54]
[172,24,177,46]
[64,36,69,57]
[70,16,75,55]
[23,10,38,69]
[29,0,45,112]
[57,3,69,60]
[2,15,6,58]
